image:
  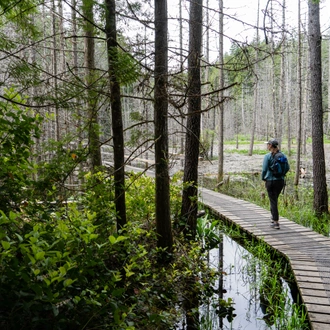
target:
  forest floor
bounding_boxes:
[170,143,330,183]
[125,142,330,183]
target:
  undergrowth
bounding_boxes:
[0,172,231,330]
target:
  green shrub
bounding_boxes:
[0,89,42,214]
[0,171,228,329]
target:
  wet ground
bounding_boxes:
[190,143,330,182]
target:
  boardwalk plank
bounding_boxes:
[299,287,329,298]
[311,323,330,330]
[304,297,330,306]
[308,312,330,323]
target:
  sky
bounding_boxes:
[167,0,330,57]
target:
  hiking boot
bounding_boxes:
[270,222,280,229]
[270,217,274,224]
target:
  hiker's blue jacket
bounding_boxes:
[261,152,289,181]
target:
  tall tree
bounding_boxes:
[154,0,173,253]
[217,0,224,182]
[105,0,127,229]
[82,0,102,170]
[179,0,185,155]
[52,0,60,141]
[278,0,286,146]
[328,29,330,131]
[248,0,260,156]
[181,0,203,238]
[294,0,303,186]
[270,1,277,139]
[308,0,328,215]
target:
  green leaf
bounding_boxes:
[63,278,74,287]
[15,233,23,242]
[51,276,63,284]
[109,235,127,244]
[33,268,40,276]
[35,251,45,260]
[116,235,127,243]
[1,240,10,250]
[28,254,36,264]
[8,211,17,221]
[59,266,67,276]
[29,237,38,243]
[109,235,116,244]
[52,305,59,316]
[89,233,98,240]
[43,278,50,286]
[0,214,9,225]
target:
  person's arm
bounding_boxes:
[261,154,269,181]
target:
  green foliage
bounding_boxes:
[0,202,163,329]
[196,215,221,250]
[0,157,240,329]
[80,170,117,230]
[200,129,216,158]
[0,206,105,329]
[108,48,140,86]
[8,60,41,89]
[33,139,87,204]
[0,30,15,50]
[224,44,255,97]
[0,0,41,39]
[125,173,155,222]
[0,89,42,213]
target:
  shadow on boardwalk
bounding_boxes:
[200,187,330,330]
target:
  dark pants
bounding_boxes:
[266,180,284,221]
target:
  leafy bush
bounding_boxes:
[0,99,234,330]
[0,89,42,214]
[0,203,170,329]
[0,170,229,329]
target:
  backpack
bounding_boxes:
[270,152,289,178]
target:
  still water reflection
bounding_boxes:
[202,234,294,330]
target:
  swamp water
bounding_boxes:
[179,233,304,330]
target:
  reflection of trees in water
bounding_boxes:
[181,229,236,329]
[180,228,304,329]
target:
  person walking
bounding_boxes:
[261,138,289,229]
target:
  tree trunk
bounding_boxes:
[181,0,203,238]
[294,0,302,186]
[217,0,224,182]
[248,0,260,156]
[52,0,60,141]
[179,0,185,155]
[83,0,102,170]
[154,0,173,252]
[308,0,328,215]
[105,0,127,229]
[278,0,286,147]
[270,2,277,138]
[328,28,330,131]
[286,50,292,156]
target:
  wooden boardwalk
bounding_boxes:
[199,187,330,330]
